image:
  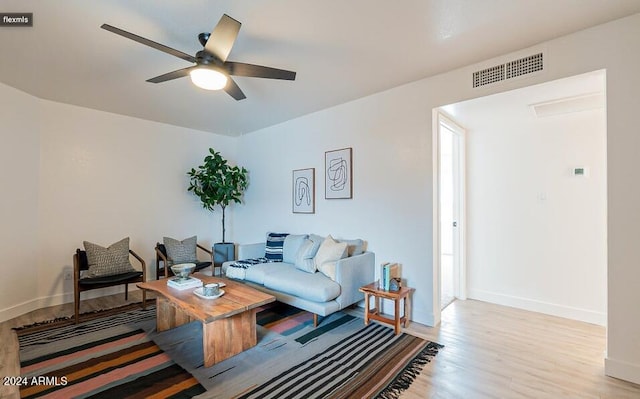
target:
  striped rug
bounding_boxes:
[18,307,206,398]
[235,323,442,399]
[18,306,442,398]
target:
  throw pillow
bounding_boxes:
[282,234,308,264]
[337,238,365,256]
[314,235,348,280]
[265,232,289,261]
[308,234,324,257]
[163,236,197,267]
[83,237,135,278]
[294,239,317,273]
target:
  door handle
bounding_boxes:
[453,221,457,227]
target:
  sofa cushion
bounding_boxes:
[83,237,135,278]
[163,236,197,266]
[337,238,365,256]
[314,235,348,280]
[282,234,308,264]
[240,262,279,285]
[263,264,341,302]
[265,232,289,261]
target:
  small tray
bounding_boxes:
[194,287,225,300]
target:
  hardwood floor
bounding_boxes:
[400,300,640,399]
[2,296,639,398]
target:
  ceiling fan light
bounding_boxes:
[189,68,228,90]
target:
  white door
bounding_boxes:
[438,113,466,310]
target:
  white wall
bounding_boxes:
[2,12,639,385]
[234,14,640,383]
[452,77,607,325]
[0,89,238,321]
[0,84,41,319]
[235,88,434,324]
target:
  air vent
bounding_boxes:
[473,52,543,88]
[506,53,543,79]
[473,64,505,88]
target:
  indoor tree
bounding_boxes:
[187,148,248,243]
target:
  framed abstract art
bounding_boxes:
[292,168,315,213]
[325,147,352,199]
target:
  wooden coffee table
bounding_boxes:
[137,272,275,367]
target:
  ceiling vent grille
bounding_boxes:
[473,64,505,88]
[473,52,544,88]
[506,53,543,79]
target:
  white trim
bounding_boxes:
[431,109,442,326]
[605,357,640,385]
[469,288,606,326]
[0,286,141,323]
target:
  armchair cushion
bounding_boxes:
[78,271,143,285]
[163,236,197,266]
[83,237,135,277]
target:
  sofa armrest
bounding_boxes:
[334,251,375,309]
[237,242,266,260]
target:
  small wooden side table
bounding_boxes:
[359,282,414,335]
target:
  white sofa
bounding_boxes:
[222,234,375,326]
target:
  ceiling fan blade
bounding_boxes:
[225,62,296,80]
[101,24,196,63]
[224,77,246,100]
[204,14,241,62]
[146,67,194,83]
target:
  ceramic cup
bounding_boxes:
[203,283,220,297]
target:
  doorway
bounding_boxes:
[437,112,467,310]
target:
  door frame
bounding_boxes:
[432,109,467,324]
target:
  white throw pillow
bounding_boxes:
[315,235,348,280]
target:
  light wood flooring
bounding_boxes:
[2,295,639,399]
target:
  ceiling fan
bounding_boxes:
[101,14,296,100]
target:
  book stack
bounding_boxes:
[167,276,202,290]
[380,262,400,291]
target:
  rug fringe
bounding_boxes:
[375,341,444,399]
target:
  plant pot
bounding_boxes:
[213,242,235,269]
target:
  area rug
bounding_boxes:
[18,304,443,399]
[153,305,443,399]
[17,306,206,398]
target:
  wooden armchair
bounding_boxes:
[155,242,213,279]
[73,248,146,324]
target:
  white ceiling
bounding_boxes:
[1,1,638,136]
[442,70,606,128]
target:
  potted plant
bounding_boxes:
[187,148,248,268]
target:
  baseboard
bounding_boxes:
[605,357,640,385]
[377,298,435,327]
[468,288,606,326]
[0,286,142,323]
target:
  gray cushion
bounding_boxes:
[263,264,341,302]
[83,237,135,278]
[282,234,308,264]
[163,236,197,267]
[294,239,316,273]
[243,262,280,285]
